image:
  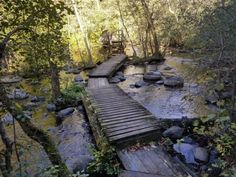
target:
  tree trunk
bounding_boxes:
[0,78,69,177]
[72,0,94,66]
[117,0,137,57]
[49,60,61,101]
[0,121,13,177]
[140,0,163,59]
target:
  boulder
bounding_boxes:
[173,143,198,164]
[205,93,219,104]
[194,147,209,163]
[220,91,233,99]
[115,74,126,81]
[50,112,93,172]
[57,107,74,119]
[31,96,45,102]
[74,75,83,82]
[8,89,29,100]
[163,126,184,139]
[109,77,120,84]
[143,71,162,81]
[164,76,184,88]
[24,102,38,111]
[1,113,13,125]
[47,103,56,112]
[163,66,172,70]
[134,80,145,88]
[116,71,124,77]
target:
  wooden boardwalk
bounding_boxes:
[84,54,194,177]
[87,85,160,145]
[89,54,127,78]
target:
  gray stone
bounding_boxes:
[135,81,145,88]
[116,71,124,77]
[1,113,13,125]
[50,112,93,172]
[47,103,56,112]
[156,80,164,85]
[194,147,209,163]
[164,76,184,88]
[115,74,126,81]
[0,102,2,107]
[31,96,45,102]
[205,93,219,104]
[143,71,162,81]
[173,143,198,164]
[8,89,29,100]
[163,66,172,70]
[57,107,74,119]
[109,77,120,84]
[220,91,233,99]
[74,75,83,82]
[163,126,184,139]
[24,102,38,110]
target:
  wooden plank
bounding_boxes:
[105,121,157,132]
[98,107,144,114]
[118,171,162,177]
[98,111,150,121]
[100,115,155,126]
[109,127,158,142]
[103,119,151,129]
[98,109,148,118]
[106,124,160,137]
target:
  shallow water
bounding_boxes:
[119,56,216,119]
[0,71,93,176]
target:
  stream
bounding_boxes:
[0,55,217,176]
[119,56,217,119]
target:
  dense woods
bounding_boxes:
[0,0,236,176]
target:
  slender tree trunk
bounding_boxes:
[117,0,136,56]
[140,0,163,59]
[0,121,13,177]
[72,0,94,66]
[49,60,61,101]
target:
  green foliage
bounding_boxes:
[193,110,236,156]
[87,145,120,176]
[192,110,236,175]
[61,83,84,103]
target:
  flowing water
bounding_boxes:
[118,56,217,119]
[0,54,217,175]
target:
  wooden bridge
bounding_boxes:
[83,54,195,177]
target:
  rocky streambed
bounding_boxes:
[0,71,94,176]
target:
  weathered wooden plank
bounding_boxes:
[118,170,162,177]
[98,109,148,117]
[100,115,155,126]
[98,107,144,114]
[98,112,150,121]
[105,121,157,133]
[109,127,158,142]
[106,124,160,137]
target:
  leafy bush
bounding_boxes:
[192,110,236,176]
[61,83,84,103]
[87,145,120,176]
